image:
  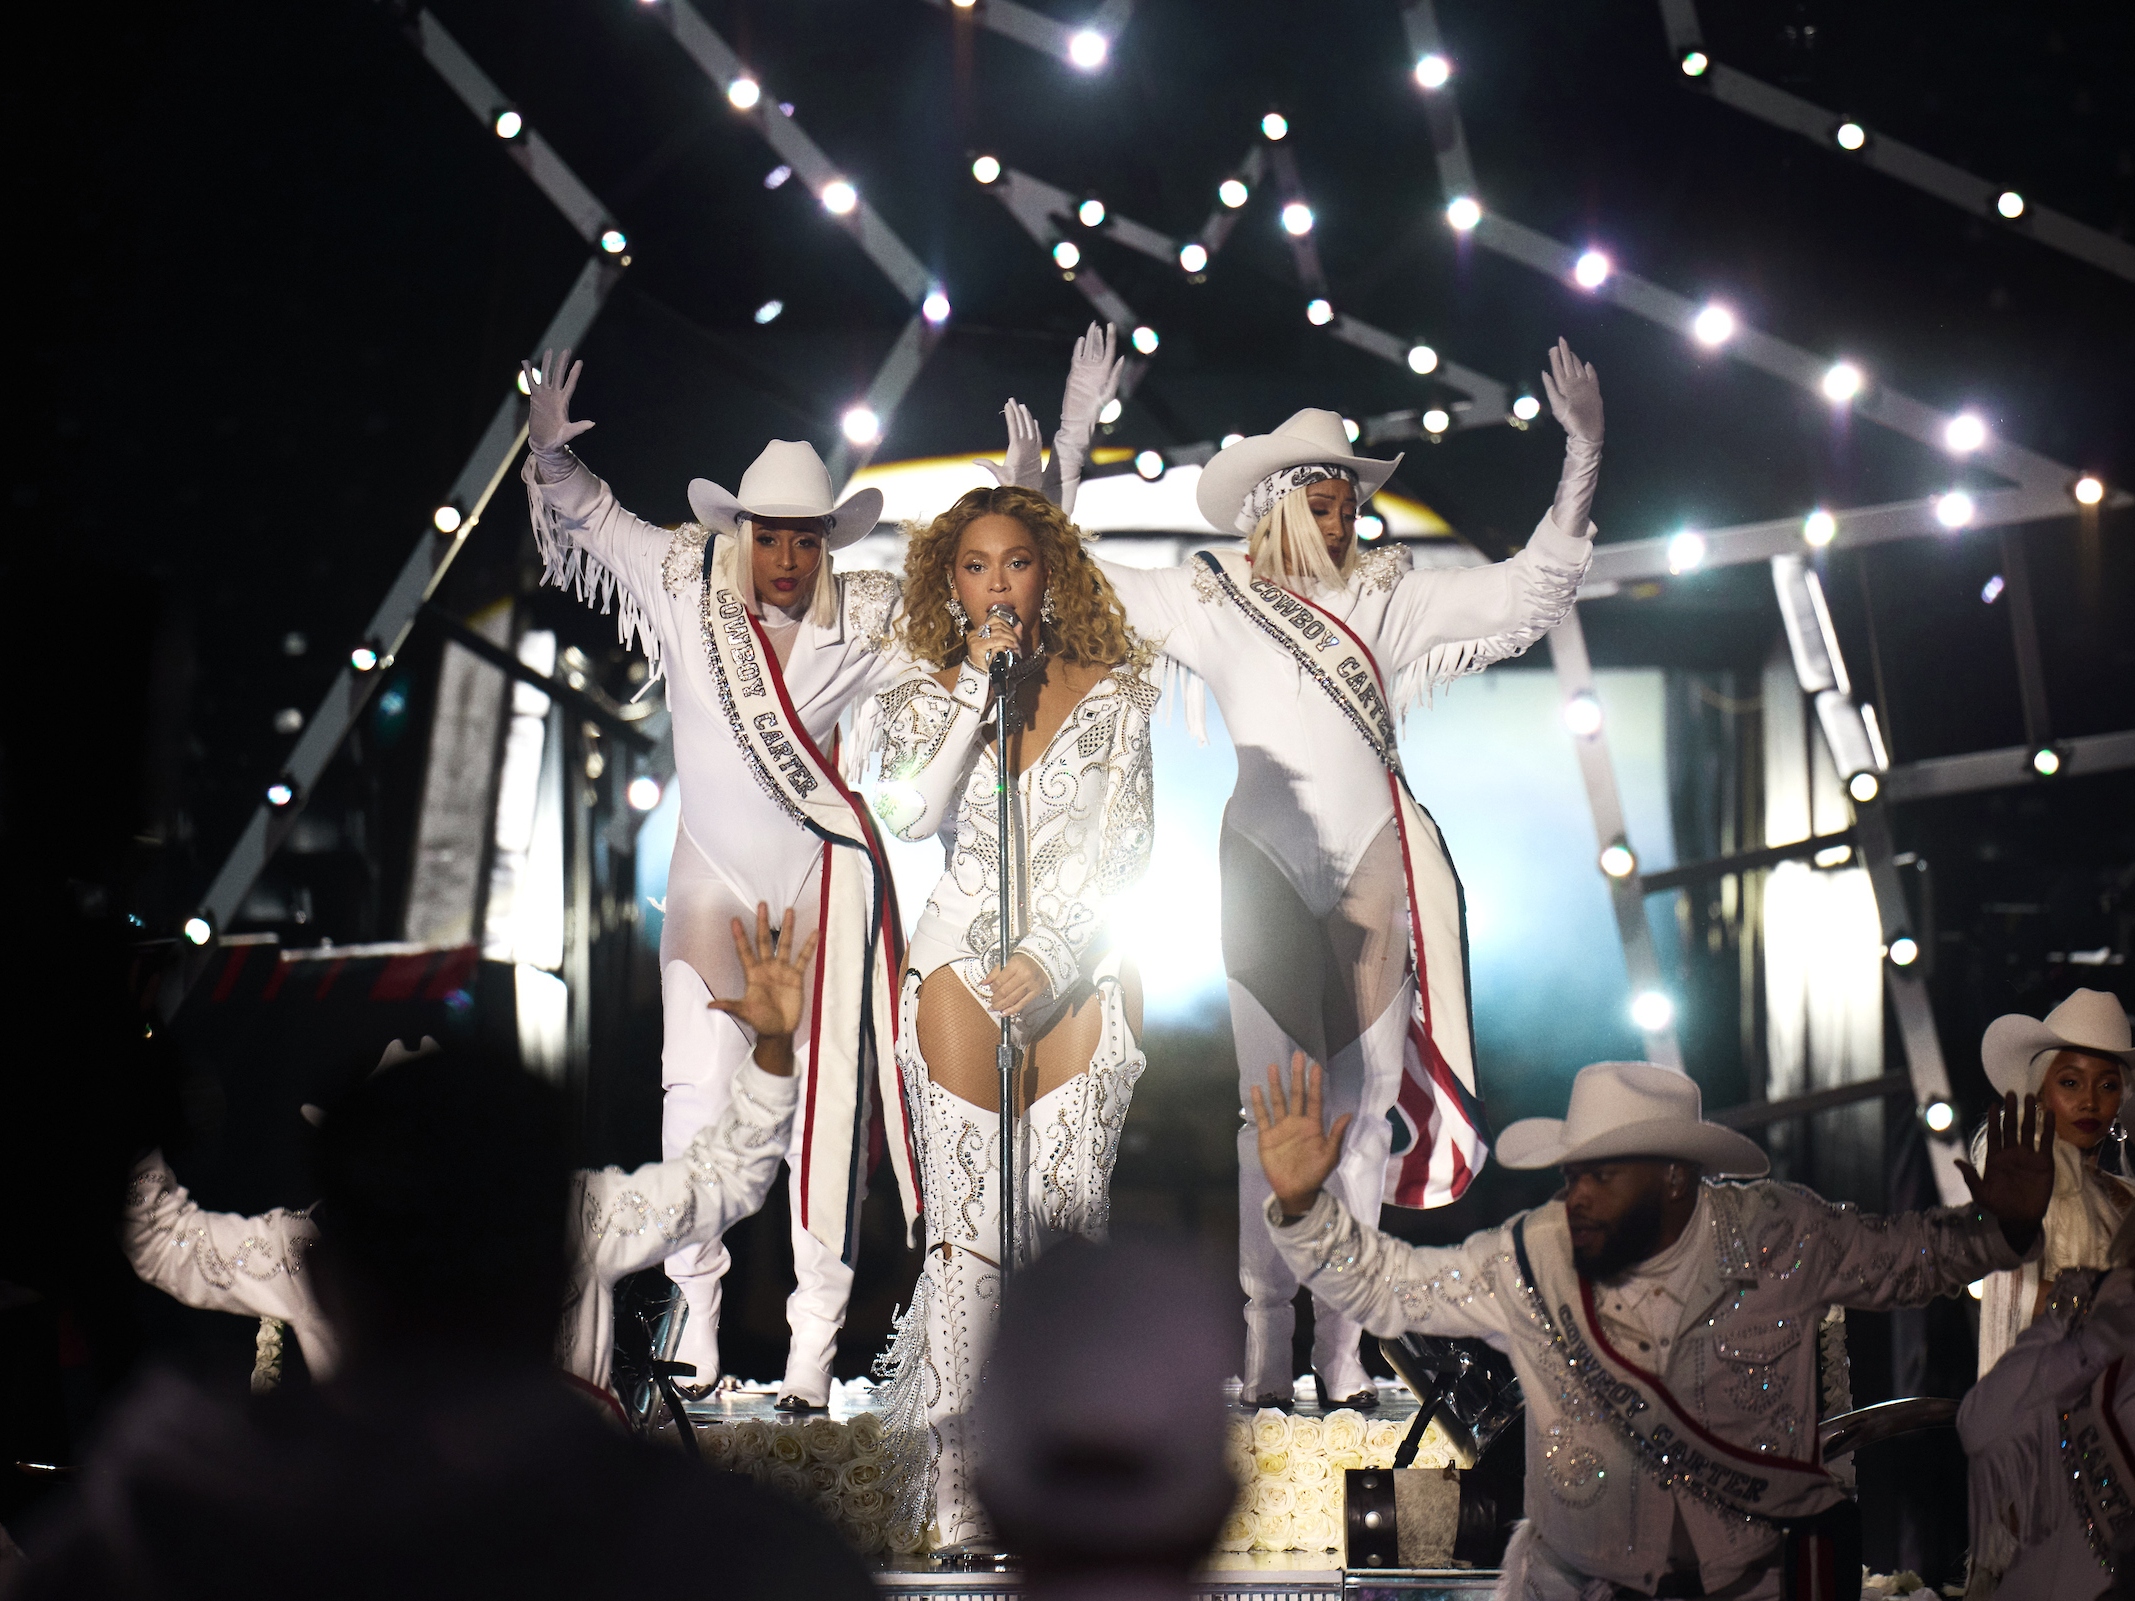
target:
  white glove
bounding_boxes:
[1053,321,1124,500]
[523,346,595,480]
[1540,338,1603,539]
[975,399,1044,490]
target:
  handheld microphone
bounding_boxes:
[985,603,1021,673]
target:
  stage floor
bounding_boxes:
[684,1378,1491,1598]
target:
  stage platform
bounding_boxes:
[682,1378,1496,1596]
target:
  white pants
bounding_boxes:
[658,838,853,1401]
[1231,976,1405,1402]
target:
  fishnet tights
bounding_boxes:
[916,962,1143,1113]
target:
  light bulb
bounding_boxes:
[727,77,761,111]
[1445,196,1481,232]
[971,155,1001,184]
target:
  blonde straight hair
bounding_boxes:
[721,519,840,629]
[1247,483,1356,591]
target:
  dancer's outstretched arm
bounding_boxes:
[1050,322,1124,517]
[1375,339,1599,685]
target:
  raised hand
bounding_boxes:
[1250,1052,1353,1218]
[523,346,595,458]
[1540,337,1602,444]
[707,902,820,1075]
[978,952,1050,1017]
[1056,322,1123,461]
[976,399,1045,490]
[1956,1092,2056,1251]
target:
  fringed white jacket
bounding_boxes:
[120,1064,799,1392]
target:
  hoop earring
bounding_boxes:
[1041,591,1058,625]
[947,595,969,630]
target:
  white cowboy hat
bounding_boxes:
[1194,408,1404,534]
[1982,988,2135,1098]
[687,439,884,550]
[1497,1060,1770,1176]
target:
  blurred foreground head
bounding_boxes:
[311,1046,569,1374]
[975,1238,1234,1591]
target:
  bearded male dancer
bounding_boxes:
[1004,326,1601,1405]
[519,351,918,1410]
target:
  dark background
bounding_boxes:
[4,0,2132,1581]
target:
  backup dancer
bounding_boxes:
[520,352,917,1410]
[1026,326,1602,1406]
[867,485,1156,1549]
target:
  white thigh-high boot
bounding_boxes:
[659,960,748,1388]
[1305,991,1404,1405]
[778,1175,853,1407]
[1229,979,1307,1404]
[1023,972,1146,1257]
[917,1082,1001,1550]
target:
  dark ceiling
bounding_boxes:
[10,0,2134,928]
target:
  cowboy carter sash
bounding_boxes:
[1192,550,1486,1206]
[700,565,920,1263]
[2060,1356,2135,1575]
[1512,1207,1840,1523]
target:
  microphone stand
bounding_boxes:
[990,646,1017,1283]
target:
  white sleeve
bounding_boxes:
[1095,560,1206,674]
[120,1153,325,1333]
[1264,1190,1519,1343]
[519,453,680,673]
[866,664,990,842]
[576,1065,800,1287]
[1376,515,1591,690]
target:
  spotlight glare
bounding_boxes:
[1944,412,1987,453]
[599,228,628,255]
[971,155,1001,184]
[753,298,784,325]
[1133,449,1164,480]
[1305,297,1334,326]
[1821,361,1862,402]
[1281,201,1315,236]
[1407,344,1439,375]
[1130,324,1160,355]
[516,368,536,395]
[1980,573,2004,605]
[1356,513,1384,540]
[1680,49,1710,77]
[820,180,857,215]
[1261,113,1288,141]
[841,406,881,446]
[1220,432,1244,448]
[1343,417,1361,443]
[2074,475,2105,506]
[1445,195,1482,232]
[726,76,761,111]
[273,707,303,735]
[493,109,523,140]
[763,164,791,189]
[1178,242,1209,272]
[627,775,664,812]
[1935,490,1975,529]
[1968,1278,1986,1301]
[1690,303,1735,346]
[1887,936,1920,968]
[1067,30,1108,69]
[1218,179,1249,209]
[922,290,952,324]
[1052,240,1081,270]
[1098,398,1122,425]
[1414,53,1451,89]
[432,504,463,534]
[1996,190,2025,220]
[1078,198,1106,228]
[1511,394,1541,421]
[349,645,380,672]
[1599,841,1638,879]
[1835,121,1867,151]
[266,780,295,808]
[2032,746,2063,778]
[1803,509,1837,547]
[1665,530,1706,574]
[1422,407,1451,435]
[1573,250,1610,289]
[1630,990,1675,1031]
[1847,771,1881,803]
[1563,691,1604,737]
[182,915,213,946]
[1920,1095,1955,1133]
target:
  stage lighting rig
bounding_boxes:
[432,503,464,534]
[1665,531,1706,574]
[1631,991,1675,1031]
[841,407,881,445]
[820,180,857,215]
[628,775,664,812]
[726,76,760,110]
[493,109,523,140]
[1261,113,1288,140]
[1305,298,1333,326]
[1078,198,1106,227]
[1281,202,1314,236]
[1134,450,1164,480]
[1445,196,1480,231]
[1098,398,1122,425]
[754,299,783,324]
[1414,53,1450,90]
[1421,408,1451,436]
[1067,30,1107,70]
[1919,1095,1956,1134]
[971,155,1001,184]
[922,290,951,324]
[2074,476,2105,506]
[2032,746,2064,778]
[1052,241,1080,269]
[1679,50,1709,77]
[1691,304,1735,347]
[1178,242,1208,272]
[1511,395,1540,421]
[1573,250,1610,289]
[1218,179,1249,209]
[1944,413,1987,453]
[350,642,382,673]
[1131,325,1159,354]
[1996,191,2025,220]
[1407,344,1438,375]
[1803,510,1836,547]
[1821,362,1862,403]
[1847,771,1880,803]
[1935,491,1975,529]
[1598,841,1637,879]
[1834,121,1867,151]
[1563,692,1604,738]
[183,915,213,947]
[266,778,298,808]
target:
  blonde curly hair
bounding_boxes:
[898,486,1141,670]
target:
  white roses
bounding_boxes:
[1216,1406,1464,1552]
[694,1412,900,1554]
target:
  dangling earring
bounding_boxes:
[1041,591,1058,625]
[947,594,969,630]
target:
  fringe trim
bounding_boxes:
[250,1317,286,1395]
[873,1272,937,1554]
[1153,651,1209,745]
[521,456,665,682]
[1391,536,1590,720]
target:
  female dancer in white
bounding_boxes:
[1023,327,1602,1407]
[868,484,1155,1550]
[520,350,919,1412]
